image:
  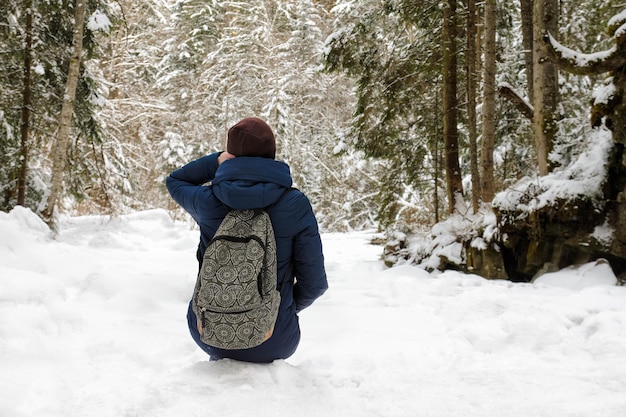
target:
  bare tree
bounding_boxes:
[41,0,86,227]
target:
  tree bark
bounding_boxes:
[480,0,497,203]
[18,1,33,206]
[41,0,86,226]
[442,0,464,214]
[532,0,559,176]
[466,0,480,212]
[434,118,440,224]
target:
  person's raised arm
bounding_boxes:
[166,152,232,218]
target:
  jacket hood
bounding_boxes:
[212,156,293,210]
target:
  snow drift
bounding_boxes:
[1,207,626,416]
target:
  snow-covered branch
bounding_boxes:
[544,32,625,76]
[498,82,534,121]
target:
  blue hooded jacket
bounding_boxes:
[166,152,327,362]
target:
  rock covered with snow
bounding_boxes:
[488,125,626,282]
[387,124,626,284]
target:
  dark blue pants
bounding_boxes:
[186,300,300,363]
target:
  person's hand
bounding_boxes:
[218,151,236,165]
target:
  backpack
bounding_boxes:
[192,208,280,350]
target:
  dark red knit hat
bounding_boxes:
[227,117,276,159]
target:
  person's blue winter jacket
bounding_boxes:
[166,152,327,362]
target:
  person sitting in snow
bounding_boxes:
[166,117,328,363]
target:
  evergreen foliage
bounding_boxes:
[0,0,110,214]
[325,0,442,227]
[0,0,619,235]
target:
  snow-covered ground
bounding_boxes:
[1,207,625,417]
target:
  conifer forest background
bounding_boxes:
[0,0,620,235]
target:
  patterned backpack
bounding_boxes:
[192,208,280,350]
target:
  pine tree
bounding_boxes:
[466,0,480,212]
[157,0,371,229]
[546,8,626,145]
[0,0,110,216]
[17,0,33,207]
[1,0,26,209]
[442,0,464,214]
[326,0,449,226]
[532,0,559,175]
[480,0,497,203]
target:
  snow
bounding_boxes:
[34,63,45,75]
[493,126,614,214]
[2,207,626,417]
[547,32,616,68]
[592,78,615,106]
[608,10,626,30]
[591,218,614,247]
[398,209,500,271]
[87,10,111,33]
[534,259,617,290]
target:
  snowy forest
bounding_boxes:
[4,2,626,414]
[2,0,625,282]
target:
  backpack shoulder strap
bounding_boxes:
[264,187,298,292]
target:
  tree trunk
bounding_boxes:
[41,0,86,226]
[481,0,497,203]
[520,0,534,99]
[442,0,464,214]
[475,3,483,94]
[532,0,559,176]
[18,1,34,206]
[434,123,440,224]
[467,0,480,212]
